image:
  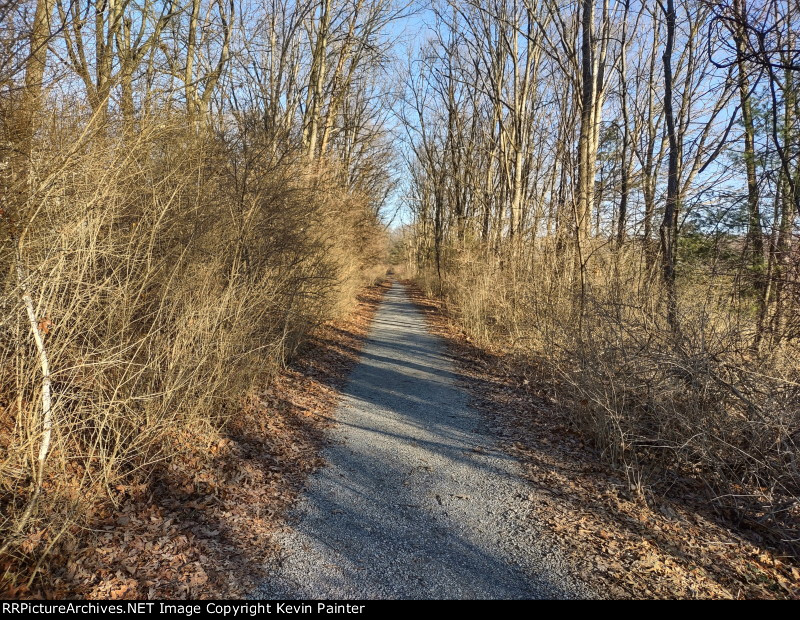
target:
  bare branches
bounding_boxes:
[402,0,800,553]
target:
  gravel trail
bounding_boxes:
[255,282,593,600]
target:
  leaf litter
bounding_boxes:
[404,280,799,600]
[3,282,389,599]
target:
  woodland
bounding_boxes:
[1,0,798,596]
[398,0,800,565]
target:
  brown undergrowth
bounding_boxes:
[404,280,800,600]
[3,281,389,599]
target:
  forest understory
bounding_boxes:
[405,280,800,599]
[396,0,800,599]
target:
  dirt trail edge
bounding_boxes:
[254,282,594,600]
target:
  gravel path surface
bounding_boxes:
[255,283,594,600]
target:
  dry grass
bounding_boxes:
[0,114,386,592]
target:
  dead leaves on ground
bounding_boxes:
[3,282,389,600]
[404,281,800,600]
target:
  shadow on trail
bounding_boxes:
[256,282,586,600]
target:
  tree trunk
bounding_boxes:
[660,0,680,330]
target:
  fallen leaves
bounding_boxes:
[2,281,389,600]
[405,280,800,600]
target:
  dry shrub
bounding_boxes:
[415,240,800,555]
[0,112,385,582]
